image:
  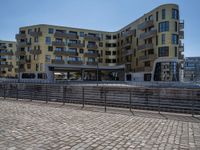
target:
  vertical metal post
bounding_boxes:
[16,85,18,100]
[45,84,48,103]
[158,94,161,114]
[129,90,132,112]
[104,88,107,112]
[3,84,5,100]
[63,86,65,104]
[192,94,194,117]
[82,87,85,108]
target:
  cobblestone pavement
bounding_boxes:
[0,99,200,150]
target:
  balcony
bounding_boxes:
[144,67,152,72]
[122,42,132,48]
[122,30,135,38]
[87,61,98,65]
[138,54,157,61]
[135,67,145,72]
[0,45,6,50]
[15,68,25,72]
[139,28,157,40]
[17,41,29,47]
[179,44,184,52]
[54,50,78,56]
[179,31,184,39]
[138,20,154,30]
[0,63,13,69]
[68,43,85,48]
[84,52,98,58]
[52,41,66,47]
[16,59,26,65]
[30,49,42,55]
[68,60,83,65]
[137,43,154,51]
[52,59,65,64]
[16,33,26,40]
[0,70,6,74]
[54,32,78,39]
[0,51,13,56]
[122,49,133,56]
[178,54,184,60]
[87,44,98,49]
[179,20,184,30]
[84,35,100,41]
[29,31,42,37]
[0,58,6,62]
[15,50,26,56]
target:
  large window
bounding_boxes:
[48,28,54,34]
[159,21,169,32]
[172,9,179,19]
[161,34,165,44]
[162,9,166,19]
[172,34,178,44]
[45,55,51,62]
[158,47,169,57]
[45,37,51,45]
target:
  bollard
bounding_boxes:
[3,84,6,100]
[82,87,85,108]
[129,90,132,112]
[104,88,107,112]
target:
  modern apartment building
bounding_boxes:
[15,3,184,82]
[184,57,200,82]
[0,40,17,78]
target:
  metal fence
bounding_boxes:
[0,82,200,116]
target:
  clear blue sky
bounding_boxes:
[0,0,199,57]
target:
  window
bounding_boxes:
[80,32,84,37]
[112,59,116,63]
[162,9,166,20]
[156,11,159,21]
[88,58,95,62]
[106,59,111,63]
[55,56,62,60]
[68,48,77,52]
[112,51,116,55]
[34,37,39,43]
[105,51,111,55]
[79,49,83,53]
[48,46,53,51]
[28,29,32,34]
[148,15,153,21]
[175,22,178,32]
[99,42,103,47]
[172,9,179,19]
[172,34,178,44]
[27,64,31,69]
[45,37,51,45]
[158,47,169,57]
[161,34,165,44]
[159,21,169,32]
[106,35,111,40]
[36,64,39,71]
[175,47,177,57]
[144,61,150,67]
[113,35,117,39]
[48,28,54,34]
[55,47,62,51]
[8,44,13,47]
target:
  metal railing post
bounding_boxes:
[104,88,107,112]
[63,86,65,104]
[45,84,48,103]
[192,94,194,117]
[129,90,132,112]
[3,84,6,100]
[16,85,18,100]
[82,87,85,108]
[158,93,161,114]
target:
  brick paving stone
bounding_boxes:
[0,99,200,150]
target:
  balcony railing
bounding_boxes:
[15,33,26,40]
[16,59,27,65]
[54,32,78,39]
[179,31,184,39]
[123,49,133,56]
[84,35,100,41]
[138,20,154,30]
[138,54,157,61]
[122,30,135,38]
[84,52,98,57]
[54,50,78,56]
[87,44,98,49]
[68,43,85,48]
[15,50,26,56]
[179,20,184,30]
[0,63,13,69]
[0,51,13,56]
[122,42,132,48]
[68,60,83,65]
[52,59,65,64]
[0,45,6,49]
[179,44,184,52]
[87,61,98,65]
[178,54,184,60]
[15,68,25,72]
[137,43,154,51]
[139,28,157,40]
[29,31,42,37]
[30,49,42,55]
[17,41,29,47]
[52,41,66,47]
[0,58,6,62]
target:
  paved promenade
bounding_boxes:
[0,99,200,150]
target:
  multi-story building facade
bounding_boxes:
[0,40,17,78]
[184,57,200,82]
[15,4,184,82]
